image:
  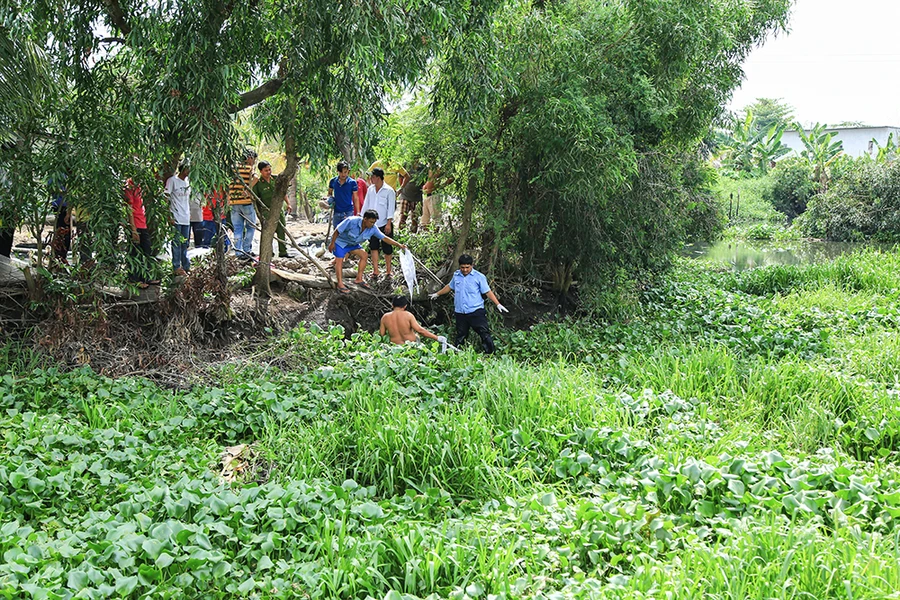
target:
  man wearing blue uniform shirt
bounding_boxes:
[327,161,360,227]
[430,254,509,353]
[329,210,406,293]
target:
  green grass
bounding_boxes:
[714,174,782,225]
[713,174,809,241]
[2,249,900,598]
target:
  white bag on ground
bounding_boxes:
[399,249,418,299]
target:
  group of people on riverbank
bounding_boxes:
[321,159,506,353]
[1,151,505,352]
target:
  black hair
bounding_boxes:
[458,254,474,265]
[337,161,349,172]
[363,209,379,220]
[244,148,258,160]
[371,167,385,180]
[258,161,271,170]
[392,295,409,308]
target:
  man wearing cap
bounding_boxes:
[328,209,406,293]
[429,254,509,353]
[228,149,258,260]
[360,167,396,280]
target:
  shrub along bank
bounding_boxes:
[797,159,900,242]
[718,155,900,242]
[2,249,900,598]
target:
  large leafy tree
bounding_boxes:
[2,0,495,301]
[0,26,60,269]
[425,0,791,298]
[741,97,794,134]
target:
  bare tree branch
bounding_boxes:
[230,78,284,113]
[101,0,132,35]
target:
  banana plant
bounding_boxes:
[870,133,899,164]
[717,110,788,174]
[793,123,844,189]
[754,123,791,172]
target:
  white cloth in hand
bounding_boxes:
[429,293,440,300]
[398,249,418,299]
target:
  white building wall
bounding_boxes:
[781,127,900,158]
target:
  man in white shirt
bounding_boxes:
[360,167,396,280]
[165,160,192,275]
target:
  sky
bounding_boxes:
[728,0,900,127]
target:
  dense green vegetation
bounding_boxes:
[717,154,900,242]
[3,248,900,598]
[2,0,789,305]
[798,159,900,242]
[715,97,900,243]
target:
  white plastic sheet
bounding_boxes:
[399,249,418,299]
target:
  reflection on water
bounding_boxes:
[683,240,883,271]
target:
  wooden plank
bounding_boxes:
[0,256,27,285]
[270,267,333,289]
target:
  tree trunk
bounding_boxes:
[253,134,299,303]
[487,177,516,274]
[551,261,575,299]
[480,229,494,271]
[213,200,227,286]
[453,157,482,265]
[286,174,296,217]
[300,186,313,222]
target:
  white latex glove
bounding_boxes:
[437,335,447,344]
[497,304,509,314]
[429,293,440,300]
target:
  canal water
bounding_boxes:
[682,240,884,271]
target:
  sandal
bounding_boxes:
[337,286,351,294]
[355,281,372,290]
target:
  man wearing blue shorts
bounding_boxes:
[328,209,406,293]
[327,161,359,227]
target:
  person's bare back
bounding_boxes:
[380,298,442,345]
[381,310,419,344]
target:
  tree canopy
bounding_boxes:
[407,0,791,299]
[1,0,495,282]
[740,98,794,135]
[2,0,791,310]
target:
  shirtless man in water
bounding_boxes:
[380,296,447,345]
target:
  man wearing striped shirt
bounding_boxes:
[228,149,258,260]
